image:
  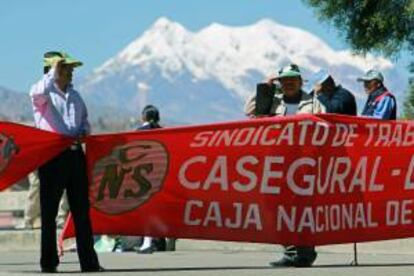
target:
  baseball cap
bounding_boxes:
[276,64,302,79]
[43,51,83,68]
[311,69,331,85]
[357,69,384,82]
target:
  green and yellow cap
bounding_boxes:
[276,63,302,79]
[43,51,83,68]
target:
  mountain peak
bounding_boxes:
[255,18,279,28]
[102,17,191,68]
[149,17,187,34]
[153,17,173,27]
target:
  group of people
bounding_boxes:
[27,50,397,272]
[244,63,397,267]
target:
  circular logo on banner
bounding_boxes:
[90,140,169,214]
[0,132,19,174]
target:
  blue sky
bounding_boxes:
[0,0,409,91]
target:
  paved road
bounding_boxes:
[1,250,414,275]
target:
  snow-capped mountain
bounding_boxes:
[81,17,406,124]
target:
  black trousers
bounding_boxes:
[38,148,99,270]
[283,245,317,263]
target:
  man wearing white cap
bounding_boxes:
[358,69,397,120]
[29,51,102,273]
[244,64,325,267]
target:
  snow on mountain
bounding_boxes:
[81,17,405,124]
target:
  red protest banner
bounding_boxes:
[0,122,72,190]
[57,114,414,245]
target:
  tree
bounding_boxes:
[303,0,413,57]
[403,64,414,118]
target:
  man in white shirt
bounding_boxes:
[30,51,102,273]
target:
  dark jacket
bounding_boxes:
[136,122,161,130]
[316,85,357,116]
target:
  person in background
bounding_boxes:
[17,171,69,230]
[358,69,397,120]
[16,171,40,229]
[137,105,161,130]
[109,105,175,254]
[29,51,102,273]
[56,191,70,228]
[135,105,177,253]
[311,69,357,115]
[245,63,325,267]
[135,105,164,253]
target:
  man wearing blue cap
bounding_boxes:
[358,69,397,120]
[245,64,325,267]
[312,70,357,116]
[29,51,102,273]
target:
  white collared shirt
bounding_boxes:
[29,68,90,137]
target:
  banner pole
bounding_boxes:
[351,243,358,266]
